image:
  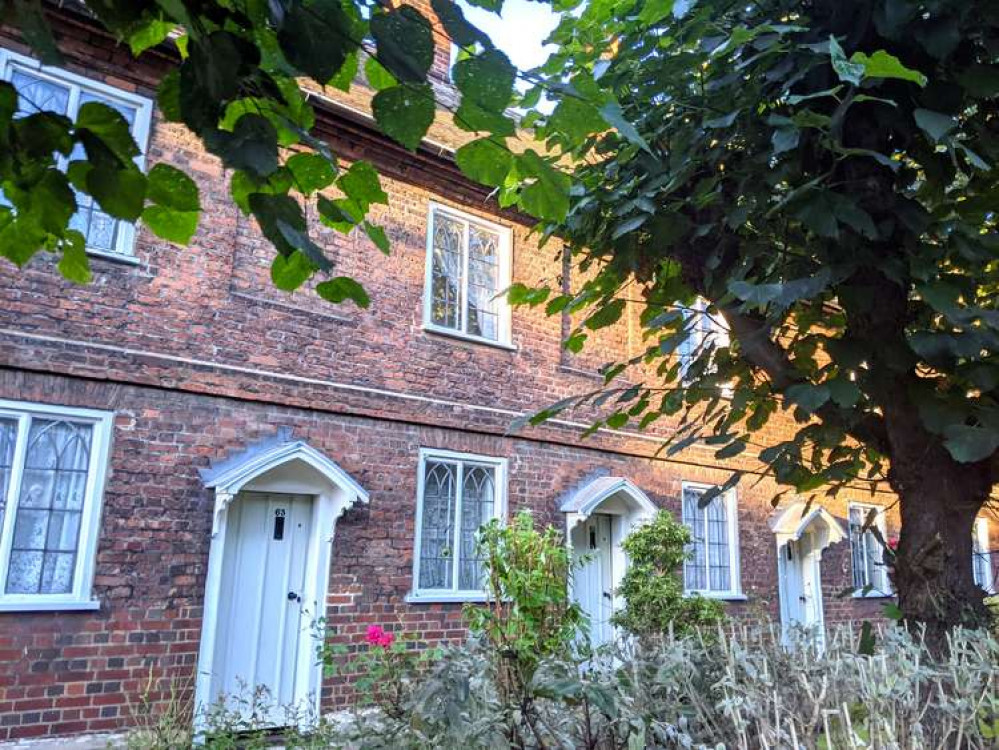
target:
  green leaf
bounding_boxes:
[363,221,390,254]
[829,36,864,85]
[339,161,388,211]
[204,114,280,176]
[271,250,315,292]
[286,153,337,195]
[598,102,650,151]
[455,99,516,136]
[585,299,626,330]
[851,49,926,86]
[943,425,999,463]
[370,7,435,83]
[772,127,800,155]
[364,56,397,91]
[516,150,571,222]
[452,49,516,114]
[784,383,831,413]
[157,71,183,123]
[913,109,957,143]
[146,163,200,211]
[250,192,328,269]
[318,196,361,233]
[76,102,141,165]
[128,18,175,56]
[549,96,607,143]
[317,276,371,308]
[455,138,513,188]
[278,0,354,83]
[638,0,675,25]
[85,165,147,221]
[372,84,435,151]
[329,51,359,92]
[431,0,491,48]
[56,231,90,284]
[142,204,198,244]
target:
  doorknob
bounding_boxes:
[602,592,613,600]
[287,591,301,602]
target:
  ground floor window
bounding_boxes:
[974,518,994,594]
[681,482,741,597]
[0,399,112,610]
[848,504,891,596]
[411,449,506,600]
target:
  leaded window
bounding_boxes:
[0,48,152,257]
[677,298,729,381]
[425,205,511,344]
[681,484,740,596]
[0,401,112,609]
[848,505,891,595]
[414,451,504,597]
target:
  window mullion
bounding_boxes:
[702,504,711,593]
[0,414,30,594]
[58,84,82,173]
[459,220,470,334]
[452,461,464,592]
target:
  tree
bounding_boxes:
[0,0,581,297]
[508,0,999,639]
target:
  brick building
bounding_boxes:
[0,4,996,743]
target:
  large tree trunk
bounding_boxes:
[886,419,992,645]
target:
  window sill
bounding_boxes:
[405,592,488,604]
[852,591,894,600]
[685,591,748,602]
[0,598,101,613]
[87,248,140,266]
[422,324,517,352]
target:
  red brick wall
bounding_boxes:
[0,9,953,744]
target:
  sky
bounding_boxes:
[457,0,560,75]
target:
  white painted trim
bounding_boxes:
[0,46,154,259]
[1,329,685,448]
[974,517,993,594]
[193,447,368,732]
[680,481,742,598]
[846,502,892,597]
[410,447,507,600]
[0,398,113,611]
[422,202,514,347]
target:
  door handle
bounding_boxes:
[287,591,301,602]
[602,592,613,600]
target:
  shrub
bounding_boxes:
[612,510,725,636]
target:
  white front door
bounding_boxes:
[213,492,314,724]
[778,529,825,645]
[571,514,615,648]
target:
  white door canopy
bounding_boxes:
[769,499,847,552]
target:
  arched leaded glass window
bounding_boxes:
[413,450,506,598]
[0,401,112,610]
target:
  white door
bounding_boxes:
[778,530,825,645]
[571,514,615,648]
[213,492,314,724]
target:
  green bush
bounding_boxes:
[611,510,725,636]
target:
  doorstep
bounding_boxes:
[0,734,126,750]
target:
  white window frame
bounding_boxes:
[0,47,153,262]
[680,481,743,599]
[974,517,994,595]
[0,399,113,612]
[408,448,508,603]
[422,202,515,349]
[848,503,892,598]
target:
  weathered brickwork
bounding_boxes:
[0,6,993,744]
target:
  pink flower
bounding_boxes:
[365,625,395,648]
[887,537,899,551]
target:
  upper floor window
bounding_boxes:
[423,203,513,346]
[677,298,730,383]
[411,449,506,601]
[681,482,741,598]
[0,400,113,611]
[0,49,153,259]
[848,504,891,596]
[974,518,994,594]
